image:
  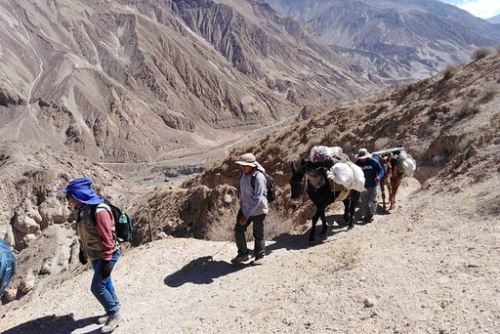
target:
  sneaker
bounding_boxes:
[101,312,121,333]
[231,254,249,264]
[252,256,265,266]
[97,314,109,324]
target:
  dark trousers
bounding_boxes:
[234,210,266,258]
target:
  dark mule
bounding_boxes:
[289,159,360,242]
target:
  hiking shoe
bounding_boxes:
[231,254,249,264]
[97,314,109,325]
[101,312,121,333]
[252,256,265,266]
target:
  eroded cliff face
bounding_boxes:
[0,0,376,164]
[264,0,500,82]
[0,143,128,304]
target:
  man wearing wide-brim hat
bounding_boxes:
[355,148,384,223]
[232,153,268,265]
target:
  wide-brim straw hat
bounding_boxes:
[235,153,258,167]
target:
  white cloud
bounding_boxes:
[456,0,500,19]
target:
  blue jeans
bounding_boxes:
[91,249,120,315]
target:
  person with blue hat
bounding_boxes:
[62,177,121,333]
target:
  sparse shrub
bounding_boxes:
[456,98,480,121]
[441,64,458,80]
[472,47,492,61]
[477,88,496,104]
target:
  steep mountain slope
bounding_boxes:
[131,52,500,242]
[0,0,382,305]
[0,0,375,163]
[264,0,500,82]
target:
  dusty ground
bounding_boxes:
[1,178,498,334]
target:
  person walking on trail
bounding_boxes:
[355,148,385,223]
[62,177,121,333]
[0,237,15,297]
[232,153,268,265]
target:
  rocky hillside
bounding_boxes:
[0,0,380,305]
[1,0,499,312]
[0,141,133,304]
[130,51,500,242]
[264,0,500,82]
[0,0,375,163]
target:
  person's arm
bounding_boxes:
[242,173,266,218]
[95,208,115,261]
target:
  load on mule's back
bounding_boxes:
[289,146,361,242]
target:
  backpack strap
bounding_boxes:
[89,203,114,225]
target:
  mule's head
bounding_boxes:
[290,160,306,199]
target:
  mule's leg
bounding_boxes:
[342,197,351,227]
[347,191,360,229]
[351,191,360,220]
[380,178,387,211]
[310,208,321,242]
[343,197,350,223]
[320,208,328,237]
[386,176,393,211]
[390,174,403,210]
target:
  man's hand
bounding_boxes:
[101,260,112,279]
[78,247,88,265]
[238,216,248,225]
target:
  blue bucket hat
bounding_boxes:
[61,177,104,205]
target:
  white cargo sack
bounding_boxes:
[310,146,343,162]
[327,162,353,187]
[347,162,366,192]
[399,151,416,177]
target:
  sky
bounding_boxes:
[440,0,500,19]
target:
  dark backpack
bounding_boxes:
[250,170,276,203]
[91,200,134,242]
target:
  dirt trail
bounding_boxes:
[1,178,499,334]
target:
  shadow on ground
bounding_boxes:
[3,314,101,334]
[267,214,351,253]
[164,256,248,287]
